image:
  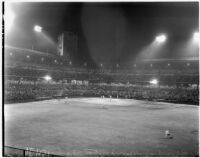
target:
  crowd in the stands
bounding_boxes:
[5,79,199,105]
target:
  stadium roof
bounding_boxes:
[142,58,199,62]
[5,45,54,57]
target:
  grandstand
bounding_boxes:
[3,2,199,156]
[4,41,199,157]
[4,46,199,105]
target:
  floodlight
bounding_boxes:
[193,32,199,42]
[4,4,15,32]
[155,34,167,43]
[44,75,52,81]
[34,25,42,32]
[150,79,158,85]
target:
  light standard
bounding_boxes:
[155,34,167,43]
[34,25,42,33]
[4,3,15,33]
[138,33,167,59]
[149,78,159,100]
[32,25,43,51]
[193,32,199,43]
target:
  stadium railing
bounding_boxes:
[4,146,63,157]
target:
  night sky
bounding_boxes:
[5,2,199,65]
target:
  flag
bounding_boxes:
[57,33,64,56]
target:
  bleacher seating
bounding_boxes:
[4,46,199,105]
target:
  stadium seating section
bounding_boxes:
[4,46,199,105]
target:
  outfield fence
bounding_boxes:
[4,146,63,157]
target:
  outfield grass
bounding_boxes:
[5,98,199,156]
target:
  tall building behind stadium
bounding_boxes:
[57,31,78,62]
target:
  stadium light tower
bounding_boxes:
[34,25,42,33]
[193,32,199,42]
[4,3,15,32]
[155,34,167,43]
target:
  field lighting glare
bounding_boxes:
[193,32,199,42]
[155,34,167,43]
[34,25,42,32]
[44,75,52,81]
[150,79,158,85]
[4,4,15,32]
